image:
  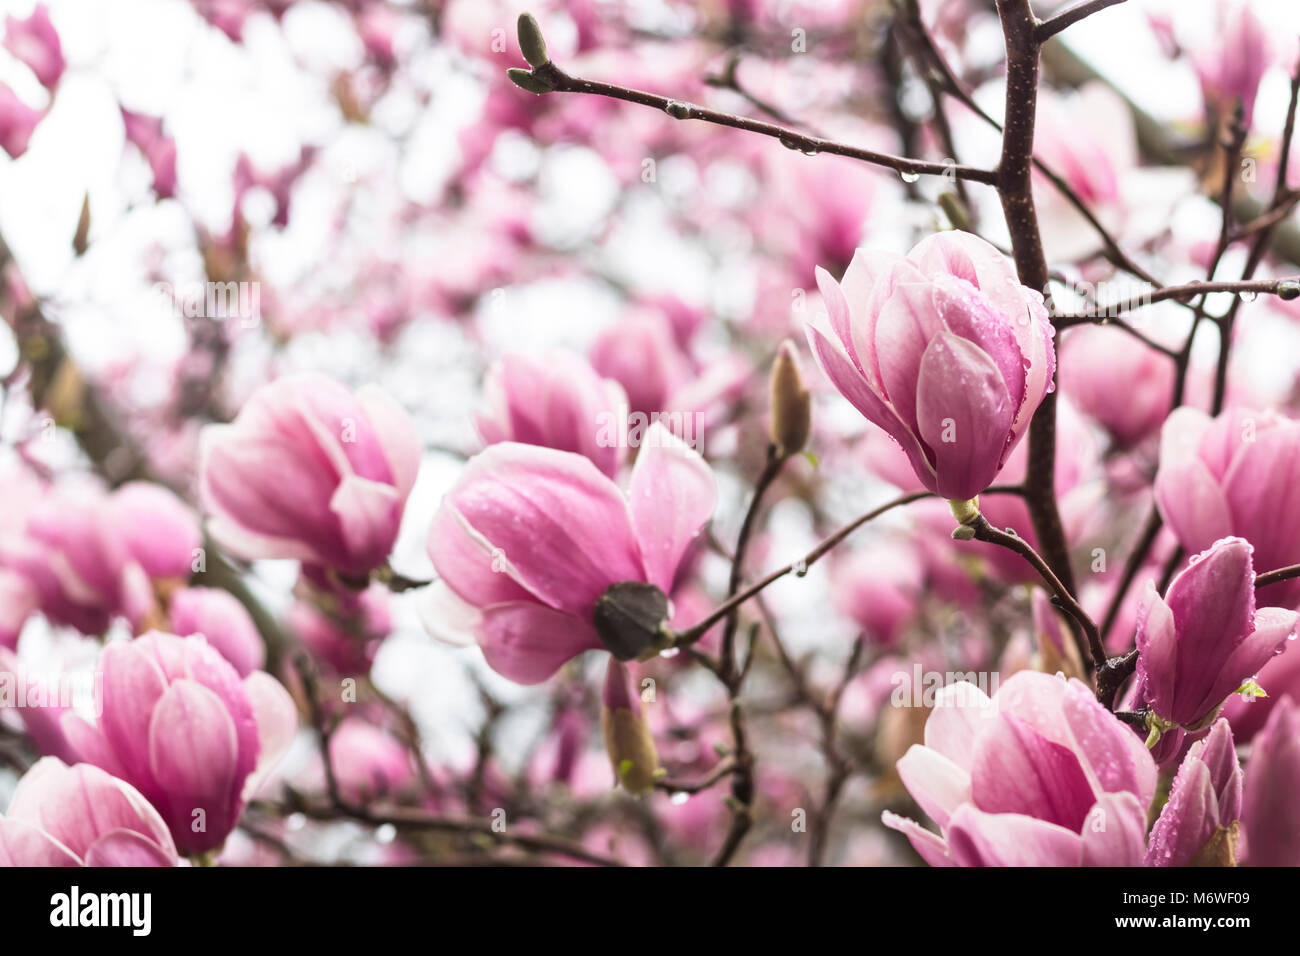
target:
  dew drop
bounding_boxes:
[899,169,920,183]
[670,791,690,806]
[1239,290,1258,302]
[659,646,680,659]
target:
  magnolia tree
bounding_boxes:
[0,0,1299,869]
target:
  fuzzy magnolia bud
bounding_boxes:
[769,340,811,457]
[602,659,659,795]
[516,13,549,68]
[73,192,91,257]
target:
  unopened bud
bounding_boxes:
[938,192,970,232]
[602,659,659,795]
[517,13,549,68]
[769,340,811,457]
[73,192,91,257]
[506,68,554,95]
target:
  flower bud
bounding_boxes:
[516,13,549,68]
[601,659,659,795]
[769,340,811,458]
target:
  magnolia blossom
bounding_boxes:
[475,350,627,477]
[0,758,178,867]
[806,232,1056,501]
[1136,537,1296,733]
[200,373,421,579]
[1154,407,1300,605]
[423,423,715,684]
[59,632,297,855]
[0,478,201,636]
[883,672,1156,866]
[1145,720,1242,866]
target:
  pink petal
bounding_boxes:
[896,744,971,828]
[1081,792,1147,866]
[85,829,177,867]
[434,443,645,616]
[804,322,936,488]
[945,804,1082,866]
[914,331,1015,500]
[880,810,953,867]
[627,423,716,594]
[477,601,603,684]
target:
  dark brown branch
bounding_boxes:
[966,515,1104,671]
[1055,277,1300,326]
[524,61,999,185]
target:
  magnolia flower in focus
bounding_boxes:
[475,350,628,478]
[200,373,421,580]
[883,671,1156,866]
[0,758,178,866]
[60,632,298,856]
[423,423,715,684]
[1135,537,1297,737]
[805,232,1055,503]
[1145,720,1242,866]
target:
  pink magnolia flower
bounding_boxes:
[423,423,715,684]
[883,672,1156,866]
[324,719,416,804]
[475,350,627,478]
[168,586,264,677]
[120,108,177,199]
[1154,407,1300,606]
[0,478,200,636]
[1060,324,1174,448]
[1145,719,1242,866]
[0,758,179,867]
[62,631,297,855]
[1241,695,1300,865]
[1135,537,1297,732]
[806,232,1056,501]
[2,4,63,89]
[200,373,421,579]
[0,82,43,159]
[589,309,689,419]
